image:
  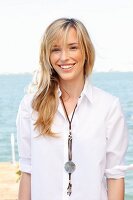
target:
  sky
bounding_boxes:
[0,0,133,73]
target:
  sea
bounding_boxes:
[0,72,133,199]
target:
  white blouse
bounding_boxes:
[17,78,128,200]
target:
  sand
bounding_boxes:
[0,162,19,200]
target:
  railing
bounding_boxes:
[11,133,16,164]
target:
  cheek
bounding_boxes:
[49,55,58,72]
[49,55,54,65]
[77,54,85,66]
[50,54,59,66]
[74,50,85,64]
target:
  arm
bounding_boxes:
[16,95,32,200]
[105,98,128,199]
[107,178,124,200]
[18,172,31,200]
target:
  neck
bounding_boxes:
[59,76,85,100]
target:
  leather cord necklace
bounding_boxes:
[60,96,77,196]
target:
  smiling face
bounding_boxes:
[50,27,85,84]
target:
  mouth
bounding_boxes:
[58,64,76,70]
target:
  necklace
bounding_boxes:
[60,96,77,196]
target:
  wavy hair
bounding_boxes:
[32,18,95,137]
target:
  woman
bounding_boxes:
[17,18,128,200]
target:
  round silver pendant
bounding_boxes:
[64,161,76,173]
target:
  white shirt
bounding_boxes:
[17,78,128,200]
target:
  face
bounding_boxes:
[50,27,85,84]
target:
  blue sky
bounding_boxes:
[0,0,133,73]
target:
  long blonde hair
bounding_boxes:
[32,18,95,137]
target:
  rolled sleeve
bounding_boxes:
[16,95,32,174]
[105,98,128,179]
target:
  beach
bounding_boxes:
[0,162,19,200]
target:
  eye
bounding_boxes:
[51,47,61,52]
[70,46,78,50]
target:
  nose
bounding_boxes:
[60,49,69,62]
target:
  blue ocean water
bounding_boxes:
[0,72,133,198]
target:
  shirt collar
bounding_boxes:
[81,77,93,104]
[57,77,93,103]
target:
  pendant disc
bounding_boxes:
[64,161,76,173]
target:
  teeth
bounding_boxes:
[60,65,74,69]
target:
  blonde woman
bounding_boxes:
[17,18,128,200]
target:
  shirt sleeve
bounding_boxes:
[105,98,128,179]
[16,95,31,174]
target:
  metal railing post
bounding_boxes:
[11,133,16,164]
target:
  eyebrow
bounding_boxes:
[51,45,60,47]
[51,42,79,48]
[68,42,79,46]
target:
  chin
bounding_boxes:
[59,74,75,82]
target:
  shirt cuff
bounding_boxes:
[105,165,126,179]
[19,158,31,174]
[105,164,133,179]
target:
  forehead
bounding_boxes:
[52,27,79,46]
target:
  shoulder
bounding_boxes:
[91,85,120,109]
[90,86,125,122]
[84,78,119,106]
[19,92,35,111]
[92,85,118,101]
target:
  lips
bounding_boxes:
[58,64,76,70]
